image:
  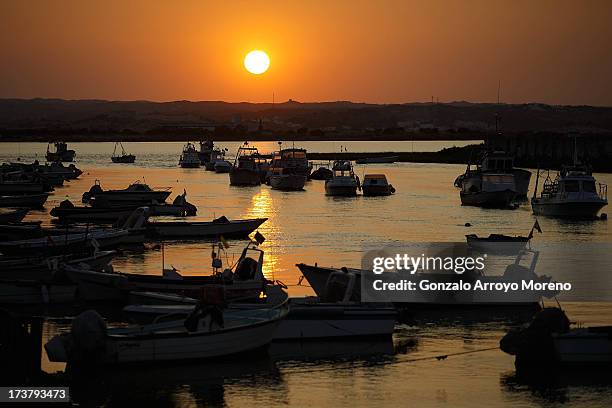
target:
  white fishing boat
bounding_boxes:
[179,142,201,168]
[82,180,171,204]
[455,150,531,199]
[45,301,289,365]
[146,216,267,239]
[204,147,226,170]
[531,165,607,219]
[325,160,360,196]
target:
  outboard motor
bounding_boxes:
[500,307,570,368]
[82,183,103,203]
[67,310,107,370]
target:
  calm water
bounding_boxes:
[2,142,612,407]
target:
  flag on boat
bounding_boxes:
[528,219,543,239]
[254,231,266,245]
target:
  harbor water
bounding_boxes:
[2,141,612,407]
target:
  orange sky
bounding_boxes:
[1,0,611,105]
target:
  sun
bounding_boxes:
[244,50,270,75]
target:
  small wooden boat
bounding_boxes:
[146,217,267,239]
[0,208,29,224]
[45,141,75,162]
[0,229,131,255]
[355,155,398,164]
[111,142,136,163]
[501,308,612,368]
[63,240,269,302]
[82,180,171,204]
[45,301,288,365]
[361,174,395,196]
[0,250,116,282]
[465,221,540,254]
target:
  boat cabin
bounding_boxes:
[542,167,607,201]
[480,151,514,172]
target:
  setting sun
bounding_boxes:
[244,50,270,75]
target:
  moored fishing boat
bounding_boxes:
[214,160,232,173]
[460,172,517,208]
[267,145,312,181]
[455,150,531,199]
[361,174,395,196]
[325,160,360,196]
[82,180,172,204]
[179,142,201,168]
[111,142,136,163]
[500,307,612,368]
[45,300,288,365]
[146,216,267,239]
[45,141,76,162]
[229,143,262,186]
[62,238,270,302]
[531,165,607,219]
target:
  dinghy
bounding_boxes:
[63,239,270,302]
[146,216,267,239]
[45,301,289,365]
[82,180,171,204]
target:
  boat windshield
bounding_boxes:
[563,180,580,192]
[583,180,597,193]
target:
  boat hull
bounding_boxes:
[362,186,393,196]
[269,174,306,191]
[146,218,267,239]
[554,328,612,365]
[112,155,136,163]
[83,191,171,204]
[230,169,261,186]
[0,183,46,195]
[0,193,49,208]
[325,181,358,196]
[531,199,607,219]
[0,208,29,223]
[276,300,396,340]
[460,189,516,208]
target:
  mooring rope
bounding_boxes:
[279,346,500,375]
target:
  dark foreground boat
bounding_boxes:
[146,217,267,239]
[0,193,49,208]
[45,301,288,365]
[82,181,172,204]
[501,308,612,368]
[0,208,29,224]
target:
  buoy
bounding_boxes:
[465,222,472,227]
